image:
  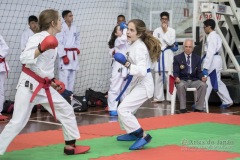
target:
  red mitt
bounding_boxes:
[53,79,65,94]
[38,35,58,53]
[62,55,70,64]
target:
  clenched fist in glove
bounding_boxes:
[62,55,70,64]
[120,22,127,30]
[38,35,58,53]
[202,68,208,77]
[114,52,131,68]
[51,79,65,94]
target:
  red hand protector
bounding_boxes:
[53,79,65,94]
[62,55,70,64]
[38,35,58,53]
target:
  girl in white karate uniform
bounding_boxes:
[107,25,128,116]
[114,19,161,150]
[0,9,90,156]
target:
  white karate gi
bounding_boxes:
[152,26,175,101]
[57,22,80,92]
[203,31,233,105]
[21,28,34,51]
[0,35,9,113]
[108,29,129,111]
[0,31,80,155]
[117,39,154,133]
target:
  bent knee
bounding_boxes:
[117,107,131,118]
[176,82,185,89]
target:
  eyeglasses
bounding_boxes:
[184,46,193,48]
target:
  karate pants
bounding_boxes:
[154,71,171,101]
[117,84,148,133]
[59,69,76,92]
[0,72,5,113]
[205,55,233,105]
[108,61,126,111]
[0,85,80,155]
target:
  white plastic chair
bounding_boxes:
[170,87,209,114]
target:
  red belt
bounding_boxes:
[22,66,56,120]
[64,48,78,60]
[0,58,8,77]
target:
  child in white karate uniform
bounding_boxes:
[107,24,129,116]
[114,19,161,150]
[0,9,90,156]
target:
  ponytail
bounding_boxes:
[108,25,119,49]
[141,32,161,62]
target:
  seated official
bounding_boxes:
[173,39,207,113]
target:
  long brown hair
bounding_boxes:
[38,9,59,31]
[108,25,119,49]
[128,19,161,62]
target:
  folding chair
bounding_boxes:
[170,87,209,114]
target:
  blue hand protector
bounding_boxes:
[202,68,208,76]
[120,22,127,30]
[114,52,127,65]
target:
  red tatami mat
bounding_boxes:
[6,113,240,152]
[92,145,240,160]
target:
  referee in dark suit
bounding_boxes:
[173,39,207,113]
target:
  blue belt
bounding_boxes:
[158,47,171,84]
[201,52,219,64]
[116,68,151,101]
